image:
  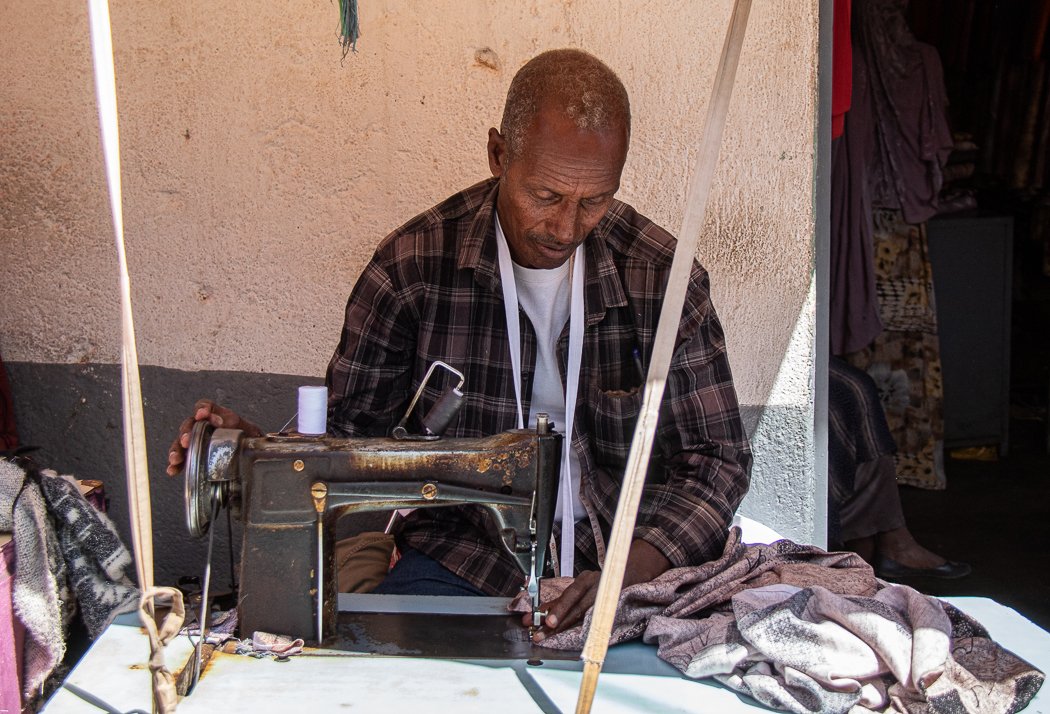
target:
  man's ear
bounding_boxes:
[487,127,508,178]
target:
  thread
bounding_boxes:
[298,386,328,435]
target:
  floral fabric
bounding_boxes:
[846,209,946,490]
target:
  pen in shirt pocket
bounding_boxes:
[632,346,646,383]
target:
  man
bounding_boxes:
[168,48,751,641]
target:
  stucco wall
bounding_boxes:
[1,0,825,584]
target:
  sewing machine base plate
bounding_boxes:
[329,595,578,661]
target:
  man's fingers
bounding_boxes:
[202,403,264,437]
[551,600,583,632]
[169,400,226,477]
[194,401,229,427]
[195,399,255,430]
[167,398,263,477]
[170,416,193,454]
[549,585,595,633]
[167,447,184,468]
[165,415,197,477]
[192,399,215,422]
[533,572,600,640]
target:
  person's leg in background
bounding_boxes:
[829,357,970,579]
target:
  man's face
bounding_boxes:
[487,105,628,269]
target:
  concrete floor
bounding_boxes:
[897,261,1050,632]
[899,428,1050,631]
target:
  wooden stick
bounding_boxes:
[574,2,752,711]
[87,0,155,596]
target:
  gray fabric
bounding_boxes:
[828,356,902,545]
[837,455,906,543]
[830,0,955,355]
[0,459,138,699]
[0,459,71,698]
[531,528,1044,713]
[35,470,139,637]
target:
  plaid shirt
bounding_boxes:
[326,178,752,595]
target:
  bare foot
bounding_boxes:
[876,527,947,569]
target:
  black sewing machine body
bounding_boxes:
[184,423,561,644]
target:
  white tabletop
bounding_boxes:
[44,596,1048,713]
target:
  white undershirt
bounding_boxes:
[512,261,587,523]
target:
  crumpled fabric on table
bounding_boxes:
[529,528,1043,714]
[182,607,238,646]
[231,631,305,660]
[180,608,304,660]
[0,459,138,702]
[658,583,1044,713]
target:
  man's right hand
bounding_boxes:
[166,399,263,476]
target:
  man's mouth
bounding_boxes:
[536,241,573,257]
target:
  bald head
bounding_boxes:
[499,49,631,160]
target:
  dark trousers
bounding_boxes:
[371,547,486,596]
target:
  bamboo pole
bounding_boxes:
[88,4,161,707]
[87,0,155,599]
[574,2,752,711]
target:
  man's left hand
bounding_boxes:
[524,539,671,642]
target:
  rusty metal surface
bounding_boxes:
[185,426,562,643]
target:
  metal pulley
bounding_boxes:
[181,419,244,694]
[183,420,242,538]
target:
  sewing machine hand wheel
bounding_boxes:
[185,421,217,538]
[184,420,242,538]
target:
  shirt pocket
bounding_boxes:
[589,386,643,470]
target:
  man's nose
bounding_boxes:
[549,202,580,245]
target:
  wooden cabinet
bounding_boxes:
[927,214,1013,455]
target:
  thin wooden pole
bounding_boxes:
[574,2,752,711]
[86,0,155,597]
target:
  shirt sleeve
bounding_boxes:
[631,262,752,567]
[325,256,418,438]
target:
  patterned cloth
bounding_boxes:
[828,357,898,499]
[0,459,138,701]
[854,0,954,226]
[827,356,905,544]
[526,528,1044,714]
[326,177,752,595]
[846,209,946,490]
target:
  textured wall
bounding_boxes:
[1,0,825,579]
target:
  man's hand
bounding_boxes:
[165,399,263,476]
[524,539,671,642]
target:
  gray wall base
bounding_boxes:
[6,362,815,586]
[7,361,321,587]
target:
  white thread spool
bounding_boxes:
[297,385,328,435]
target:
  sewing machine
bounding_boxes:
[182,416,561,646]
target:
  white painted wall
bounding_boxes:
[0,0,825,544]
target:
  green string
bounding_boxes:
[339,0,360,57]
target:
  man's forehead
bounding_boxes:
[519,105,628,156]
[529,99,628,135]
